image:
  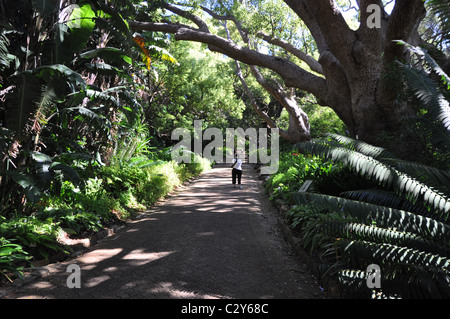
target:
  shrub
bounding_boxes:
[185,154,212,176]
[0,237,31,282]
[291,134,450,298]
[0,154,211,280]
[0,215,67,261]
[264,152,338,203]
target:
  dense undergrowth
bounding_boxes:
[0,156,211,282]
[264,134,449,299]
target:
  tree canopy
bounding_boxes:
[128,0,449,147]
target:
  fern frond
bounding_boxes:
[324,220,449,256]
[382,158,450,191]
[338,266,450,298]
[399,63,450,132]
[295,140,394,186]
[293,192,450,242]
[341,189,431,217]
[341,240,450,272]
[325,133,398,160]
[398,40,450,86]
[295,140,450,217]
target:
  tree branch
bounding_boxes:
[255,31,323,74]
[161,2,209,32]
[284,0,356,64]
[128,8,328,102]
[234,60,279,131]
[198,4,323,75]
[383,0,426,64]
[220,18,311,142]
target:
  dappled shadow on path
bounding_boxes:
[1,164,323,299]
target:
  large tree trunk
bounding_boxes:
[129,0,428,144]
[283,0,427,143]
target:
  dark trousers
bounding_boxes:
[232,168,242,185]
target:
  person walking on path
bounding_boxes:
[231,149,243,188]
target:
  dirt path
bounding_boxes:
[0,163,325,299]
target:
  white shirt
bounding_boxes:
[232,158,242,170]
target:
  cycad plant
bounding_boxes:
[396,40,450,159]
[292,133,450,298]
[427,0,450,46]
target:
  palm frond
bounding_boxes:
[426,0,450,45]
[341,189,431,217]
[33,84,58,123]
[0,31,11,71]
[338,265,450,298]
[399,63,450,132]
[324,220,449,256]
[293,192,450,243]
[325,133,398,160]
[340,240,450,272]
[295,139,450,217]
[382,158,450,191]
[398,40,450,86]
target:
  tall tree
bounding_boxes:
[127,0,447,145]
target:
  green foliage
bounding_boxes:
[0,1,215,279]
[426,0,450,45]
[0,237,31,282]
[0,215,66,261]
[287,134,450,298]
[295,134,450,219]
[5,151,82,203]
[152,40,245,138]
[277,94,347,138]
[395,41,450,164]
[264,151,341,202]
[0,155,211,278]
[286,205,353,256]
[184,153,213,177]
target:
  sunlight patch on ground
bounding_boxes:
[122,250,174,266]
[149,282,229,299]
[85,275,110,288]
[77,248,123,265]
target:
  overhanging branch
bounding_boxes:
[198,4,323,75]
[128,7,328,102]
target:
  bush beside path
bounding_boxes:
[0,163,326,299]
